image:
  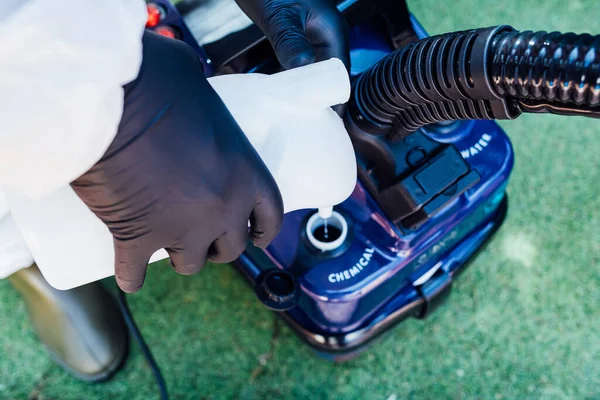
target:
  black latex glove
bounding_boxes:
[235,0,350,70]
[71,32,283,293]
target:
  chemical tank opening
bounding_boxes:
[306,210,348,252]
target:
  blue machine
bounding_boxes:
[147,0,513,361]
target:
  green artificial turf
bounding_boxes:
[2,0,600,398]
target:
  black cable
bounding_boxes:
[517,100,600,119]
[116,286,169,400]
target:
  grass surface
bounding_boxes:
[2,0,600,399]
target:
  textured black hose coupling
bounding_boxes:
[348,25,519,141]
[348,25,600,140]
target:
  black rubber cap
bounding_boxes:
[255,269,299,311]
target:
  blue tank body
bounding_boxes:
[150,0,514,358]
[237,16,513,356]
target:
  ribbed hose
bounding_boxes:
[349,25,600,139]
[491,30,600,115]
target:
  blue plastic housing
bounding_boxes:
[151,0,514,358]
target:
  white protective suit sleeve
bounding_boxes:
[0,192,33,278]
[0,0,146,278]
[0,0,147,199]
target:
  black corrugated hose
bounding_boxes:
[349,25,600,139]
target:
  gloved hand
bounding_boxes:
[71,32,283,293]
[235,0,350,70]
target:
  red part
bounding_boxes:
[155,26,178,39]
[146,3,163,27]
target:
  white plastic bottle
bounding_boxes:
[5,58,357,290]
